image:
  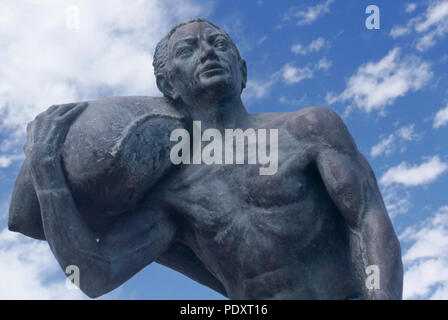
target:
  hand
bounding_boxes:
[26,102,88,178]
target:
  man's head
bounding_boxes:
[153,19,247,104]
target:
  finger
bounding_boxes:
[46,105,59,114]
[53,102,79,116]
[34,104,62,120]
[58,102,88,122]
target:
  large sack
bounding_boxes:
[8,96,185,240]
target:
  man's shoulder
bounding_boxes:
[252,106,339,125]
[252,106,345,133]
[286,106,344,134]
[277,106,358,155]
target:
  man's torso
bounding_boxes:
[152,109,363,299]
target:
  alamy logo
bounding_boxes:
[365,265,380,290]
[65,265,80,290]
[170,121,278,175]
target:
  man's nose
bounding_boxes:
[199,42,218,63]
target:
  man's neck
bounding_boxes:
[179,95,250,130]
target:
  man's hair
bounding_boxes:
[153,18,245,97]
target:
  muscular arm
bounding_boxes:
[290,107,403,299]
[28,103,177,298]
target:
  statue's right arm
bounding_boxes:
[27,103,177,298]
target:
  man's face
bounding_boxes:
[167,21,245,103]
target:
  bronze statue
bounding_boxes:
[8,19,403,299]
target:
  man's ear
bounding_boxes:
[156,75,180,100]
[240,59,247,91]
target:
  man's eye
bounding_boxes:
[176,47,193,57]
[214,39,227,48]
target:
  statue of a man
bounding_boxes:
[9,19,403,299]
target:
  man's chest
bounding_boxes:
[162,137,323,236]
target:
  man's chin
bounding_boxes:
[199,79,236,99]
[197,76,235,95]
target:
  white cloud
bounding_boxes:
[0,154,25,168]
[382,186,411,218]
[370,125,418,159]
[397,124,416,141]
[245,57,332,101]
[290,0,334,26]
[433,104,448,128]
[0,0,207,163]
[0,228,85,299]
[380,156,448,187]
[316,57,332,71]
[404,259,448,299]
[0,198,10,223]
[400,206,448,299]
[282,65,314,84]
[309,38,326,52]
[327,48,432,113]
[415,1,448,33]
[390,25,411,38]
[243,79,276,101]
[257,36,268,45]
[390,1,448,51]
[406,3,418,13]
[291,37,328,55]
[291,44,305,55]
[281,57,332,85]
[371,134,395,158]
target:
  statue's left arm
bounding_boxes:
[290,107,403,300]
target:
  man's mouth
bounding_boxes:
[199,63,226,77]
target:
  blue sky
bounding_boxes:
[1,0,448,299]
